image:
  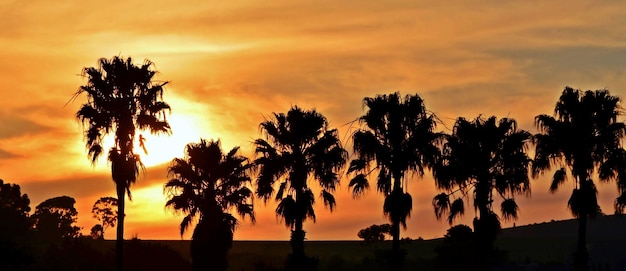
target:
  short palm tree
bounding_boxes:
[347,92,440,271]
[165,139,255,271]
[74,56,171,271]
[432,116,532,270]
[254,106,347,270]
[534,87,626,271]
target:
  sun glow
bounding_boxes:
[136,112,203,167]
[88,93,212,170]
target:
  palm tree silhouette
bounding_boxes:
[74,56,171,271]
[254,106,347,270]
[165,139,254,271]
[347,92,440,271]
[533,87,626,271]
[432,116,532,270]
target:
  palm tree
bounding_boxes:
[432,116,532,270]
[533,87,626,271]
[74,56,171,271]
[347,92,440,270]
[254,106,347,270]
[165,139,254,271]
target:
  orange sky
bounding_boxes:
[1,0,625,240]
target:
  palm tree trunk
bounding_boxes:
[574,204,588,271]
[474,179,493,271]
[389,173,403,271]
[292,218,305,258]
[390,216,401,271]
[288,186,306,271]
[476,207,489,270]
[116,185,125,271]
[191,219,231,271]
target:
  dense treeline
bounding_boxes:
[2,56,625,270]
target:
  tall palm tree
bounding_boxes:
[347,92,440,270]
[432,116,532,270]
[74,56,171,271]
[254,106,347,270]
[165,139,254,271]
[534,87,626,271]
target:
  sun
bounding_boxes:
[135,113,203,167]
[87,94,212,170]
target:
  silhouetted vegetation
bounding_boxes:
[533,87,626,271]
[32,196,82,242]
[432,224,478,270]
[0,179,34,270]
[73,55,172,271]
[0,75,613,271]
[358,224,392,243]
[91,197,118,239]
[165,139,255,271]
[432,115,532,270]
[254,106,348,271]
[347,92,440,271]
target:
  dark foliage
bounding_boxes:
[74,55,172,271]
[92,197,118,237]
[32,196,81,242]
[0,179,35,270]
[254,106,347,270]
[358,224,392,243]
[534,87,626,271]
[432,115,531,270]
[165,139,254,271]
[433,224,479,271]
[347,92,440,271]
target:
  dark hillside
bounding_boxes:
[496,214,626,269]
[104,215,626,270]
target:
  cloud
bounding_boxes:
[0,111,48,139]
[0,148,17,159]
[488,46,626,90]
[20,163,169,204]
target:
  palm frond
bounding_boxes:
[448,198,465,224]
[276,195,297,228]
[550,168,567,193]
[349,174,370,198]
[432,193,450,220]
[320,190,336,211]
[500,198,519,221]
[275,181,288,201]
[347,159,367,174]
[180,214,194,236]
[615,193,626,214]
[383,190,412,229]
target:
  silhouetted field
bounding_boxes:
[91,215,625,270]
[495,214,626,269]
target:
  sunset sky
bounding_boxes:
[1,0,625,241]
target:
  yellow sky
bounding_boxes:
[0,0,625,240]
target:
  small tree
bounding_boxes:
[32,196,81,241]
[358,224,392,243]
[92,197,118,238]
[90,224,105,240]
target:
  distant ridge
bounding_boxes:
[495,214,626,268]
[499,214,626,240]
